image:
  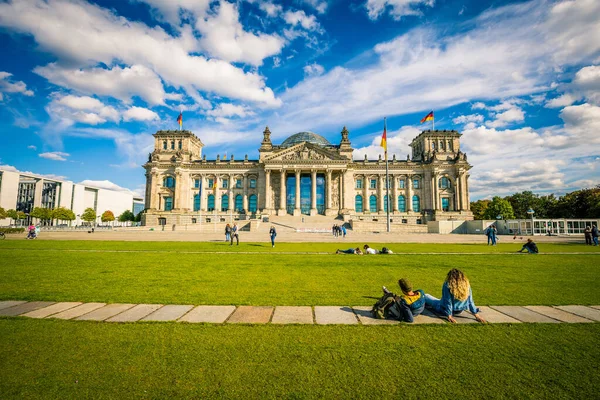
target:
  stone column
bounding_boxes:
[363,174,368,212]
[378,175,384,212]
[215,176,221,214]
[295,170,301,215]
[455,174,461,211]
[392,175,398,212]
[150,171,160,209]
[338,172,343,212]
[279,170,286,214]
[310,169,317,215]
[242,175,248,211]
[265,170,271,211]
[228,174,233,213]
[464,174,470,210]
[174,170,182,210]
[407,176,413,212]
[326,170,332,212]
[434,172,441,211]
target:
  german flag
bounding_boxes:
[177,112,183,127]
[380,118,387,151]
[420,111,434,123]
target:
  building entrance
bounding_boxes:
[285,174,325,215]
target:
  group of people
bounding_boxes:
[484,224,498,245]
[376,268,486,324]
[332,224,346,238]
[224,223,239,245]
[584,225,599,246]
[336,244,393,255]
[26,224,40,239]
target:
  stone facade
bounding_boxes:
[142,127,473,226]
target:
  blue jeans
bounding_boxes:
[270,235,275,246]
[593,237,599,246]
[398,301,425,323]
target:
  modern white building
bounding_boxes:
[0,167,143,226]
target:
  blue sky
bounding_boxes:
[0,0,599,200]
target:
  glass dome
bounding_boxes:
[280,131,331,147]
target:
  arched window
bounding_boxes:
[193,193,200,211]
[384,195,389,212]
[398,195,406,212]
[162,141,167,150]
[163,176,175,188]
[207,195,215,212]
[248,194,257,212]
[413,178,420,189]
[412,195,420,212]
[235,194,243,212]
[170,141,175,150]
[178,140,182,150]
[439,177,451,189]
[221,195,229,212]
[355,195,363,213]
[448,140,453,151]
[440,140,445,150]
[431,141,435,150]
[369,195,377,213]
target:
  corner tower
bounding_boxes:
[150,130,204,163]
[409,130,462,162]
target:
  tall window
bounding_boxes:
[384,195,389,212]
[178,140,182,150]
[248,194,257,212]
[236,179,242,188]
[208,178,215,189]
[221,194,229,212]
[431,142,435,150]
[222,179,229,189]
[235,194,243,212]
[369,195,377,212]
[370,179,377,189]
[448,140,453,151]
[355,195,363,213]
[193,194,200,211]
[412,195,420,212]
[164,196,173,211]
[207,195,215,212]
[250,178,257,188]
[163,141,167,150]
[442,197,449,211]
[398,195,406,212]
[398,179,405,189]
[170,141,175,150]
[194,179,200,189]
[163,176,175,188]
[439,177,451,189]
[440,140,445,150]
[413,179,420,189]
[356,179,363,189]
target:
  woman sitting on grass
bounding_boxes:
[424,268,486,324]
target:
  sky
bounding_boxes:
[0,0,599,200]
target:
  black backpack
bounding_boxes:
[381,247,389,254]
[371,293,397,319]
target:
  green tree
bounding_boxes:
[16,211,26,223]
[118,210,135,222]
[30,207,53,224]
[470,199,490,220]
[135,211,143,222]
[101,210,115,224]
[506,191,540,219]
[0,207,7,220]
[483,196,515,220]
[52,207,76,224]
[554,186,600,218]
[6,209,18,224]
[81,208,96,225]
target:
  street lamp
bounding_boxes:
[527,208,535,235]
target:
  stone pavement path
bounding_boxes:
[1,300,600,325]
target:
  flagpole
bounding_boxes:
[432,111,434,131]
[385,117,390,233]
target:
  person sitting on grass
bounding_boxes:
[518,238,539,254]
[424,268,486,324]
[363,244,378,254]
[385,278,425,323]
[336,247,363,255]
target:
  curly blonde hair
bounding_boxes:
[446,269,470,301]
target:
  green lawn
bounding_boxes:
[0,241,598,305]
[0,319,598,399]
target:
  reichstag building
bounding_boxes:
[142,127,473,226]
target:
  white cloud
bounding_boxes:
[27,145,37,150]
[303,63,325,77]
[452,114,484,125]
[284,10,320,30]
[365,0,434,21]
[196,1,285,66]
[35,64,175,106]
[46,94,120,126]
[560,103,600,145]
[136,0,211,26]
[206,103,255,119]
[78,179,142,196]
[353,125,421,160]
[259,1,283,17]
[0,71,34,100]
[471,102,486,110]
[300,0,328,14]
[39,151,69,161]
[572,64,600,104]
[123,106,160,122]
[0,0,281,107]
[545,93,578,108]
[486,104,525,128]
[0,165,67,180]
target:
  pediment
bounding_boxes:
[265,143,342,162]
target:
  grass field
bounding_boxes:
[1,240,599,399]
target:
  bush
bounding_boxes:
[0,227,25,234]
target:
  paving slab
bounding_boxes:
[141,305,194,322]
[271,306,314,324]
[0,301,27,311]
[412,309,447,324]
[227,306,273,324]
[352,306,400,325]
[591,306,600,310]
[106,304,163,322]
[478,306,521,323]
[452,311,479,324]
[314,306,358,325]
[178,305,236,323]
[525,306,593,323]
[554,306,600,322]
[490,306,560,323]
[0,301,55,317]
[76,304,136,321]
[23,302,82,319]
[50,303,106,320]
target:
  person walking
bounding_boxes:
[269,226,277,247]
[225,224,231,242]
[592,225,599,246]
[485,225,494,245]
[341,225,347,238]
[230,223,239,246]
[584,226,592,245]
